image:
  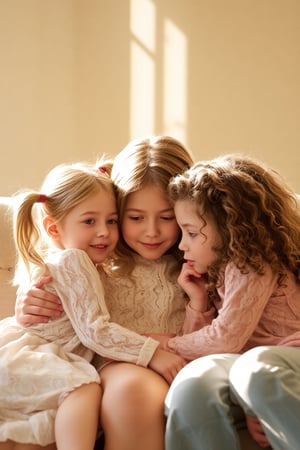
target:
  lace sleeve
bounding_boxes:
[46,249,159,366]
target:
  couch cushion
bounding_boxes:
[0,197,16,318]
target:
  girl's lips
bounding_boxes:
[91,244,107,250]
[186,259,195,266]
[141,242,161,249]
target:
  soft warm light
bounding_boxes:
[163,19,187,142]
[130,41,155,138]
[130,0,187,141]
[130,0,156,138]
[130,0,156,53]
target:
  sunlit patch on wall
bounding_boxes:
[130,0,187,142]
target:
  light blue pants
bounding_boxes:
[164,354,249,450]
[230,345,300,450]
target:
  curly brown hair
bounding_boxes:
[168,153,300,292]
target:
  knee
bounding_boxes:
[230,347,278,406]
[116,368,167,410]
[101,364,168,430]
[166,362,223,421]
[166,376,204,419]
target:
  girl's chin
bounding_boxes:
[187,261,203,275]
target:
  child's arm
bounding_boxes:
[142,263,216,349]
[277,331,300,347]
[47,248,186,382]
[148,348,186,385]
[166,262,279,360]
[177,262,208,311]
[177,263,216,334]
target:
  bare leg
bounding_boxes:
[100,363,168,450]
[55,382,101,450]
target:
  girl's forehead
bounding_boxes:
[126,185,172,209]
[131,184,167,198]
[174,200,206,221]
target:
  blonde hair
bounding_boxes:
[13,160,115,284]
[168,153,300,296]
[111,135,194,275]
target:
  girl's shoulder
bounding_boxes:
[46,247,89,262]
[221,261,279,296]
[45,248,95,272]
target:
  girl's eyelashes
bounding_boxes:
[161,216,175,221]
[83,218,95,225]
[127,215,175,221]
[128,215,142,221]
[187,231,198,238]
[83,217,119,225]
[107,218,119,225]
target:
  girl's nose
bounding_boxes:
[145,219,159,236]
[96,225,109,237]
[178,237,186,251]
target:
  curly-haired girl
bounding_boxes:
[164,154,300,450]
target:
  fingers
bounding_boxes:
[20,313,50,324]
[34,276,53,289]
[169,366,185,384]
[167,358,187,384]
[181,263,202,278]
[15,284,63,326]
[30,289,62,308]
[246,416,271,448]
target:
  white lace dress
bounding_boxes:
[0,248,158,445]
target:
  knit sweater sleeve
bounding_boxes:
[46,249,159,366]
[181,302,216,334]
[277,332,300,347]
[167,262,278,360]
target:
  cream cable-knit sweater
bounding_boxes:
[101,254,186,335]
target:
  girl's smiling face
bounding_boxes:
[174,200,220,274]
[47,189,119,265]
[121,184,180,260]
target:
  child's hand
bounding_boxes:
[15,276,63,325]
[142,333,175,350]
[177,263,208,312]
[246,415,271,448]
[148,348,186,385]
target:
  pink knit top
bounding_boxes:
[168,262,300,360]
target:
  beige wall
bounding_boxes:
[1,0,299,195]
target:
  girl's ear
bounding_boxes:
[43,216,60,240]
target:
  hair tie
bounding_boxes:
[38,194,47,203]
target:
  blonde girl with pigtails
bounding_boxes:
[0,161,117,450]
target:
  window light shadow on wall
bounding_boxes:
[130,0,187,142]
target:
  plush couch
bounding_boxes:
[0,197,16,319]
[0,196,263,450]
